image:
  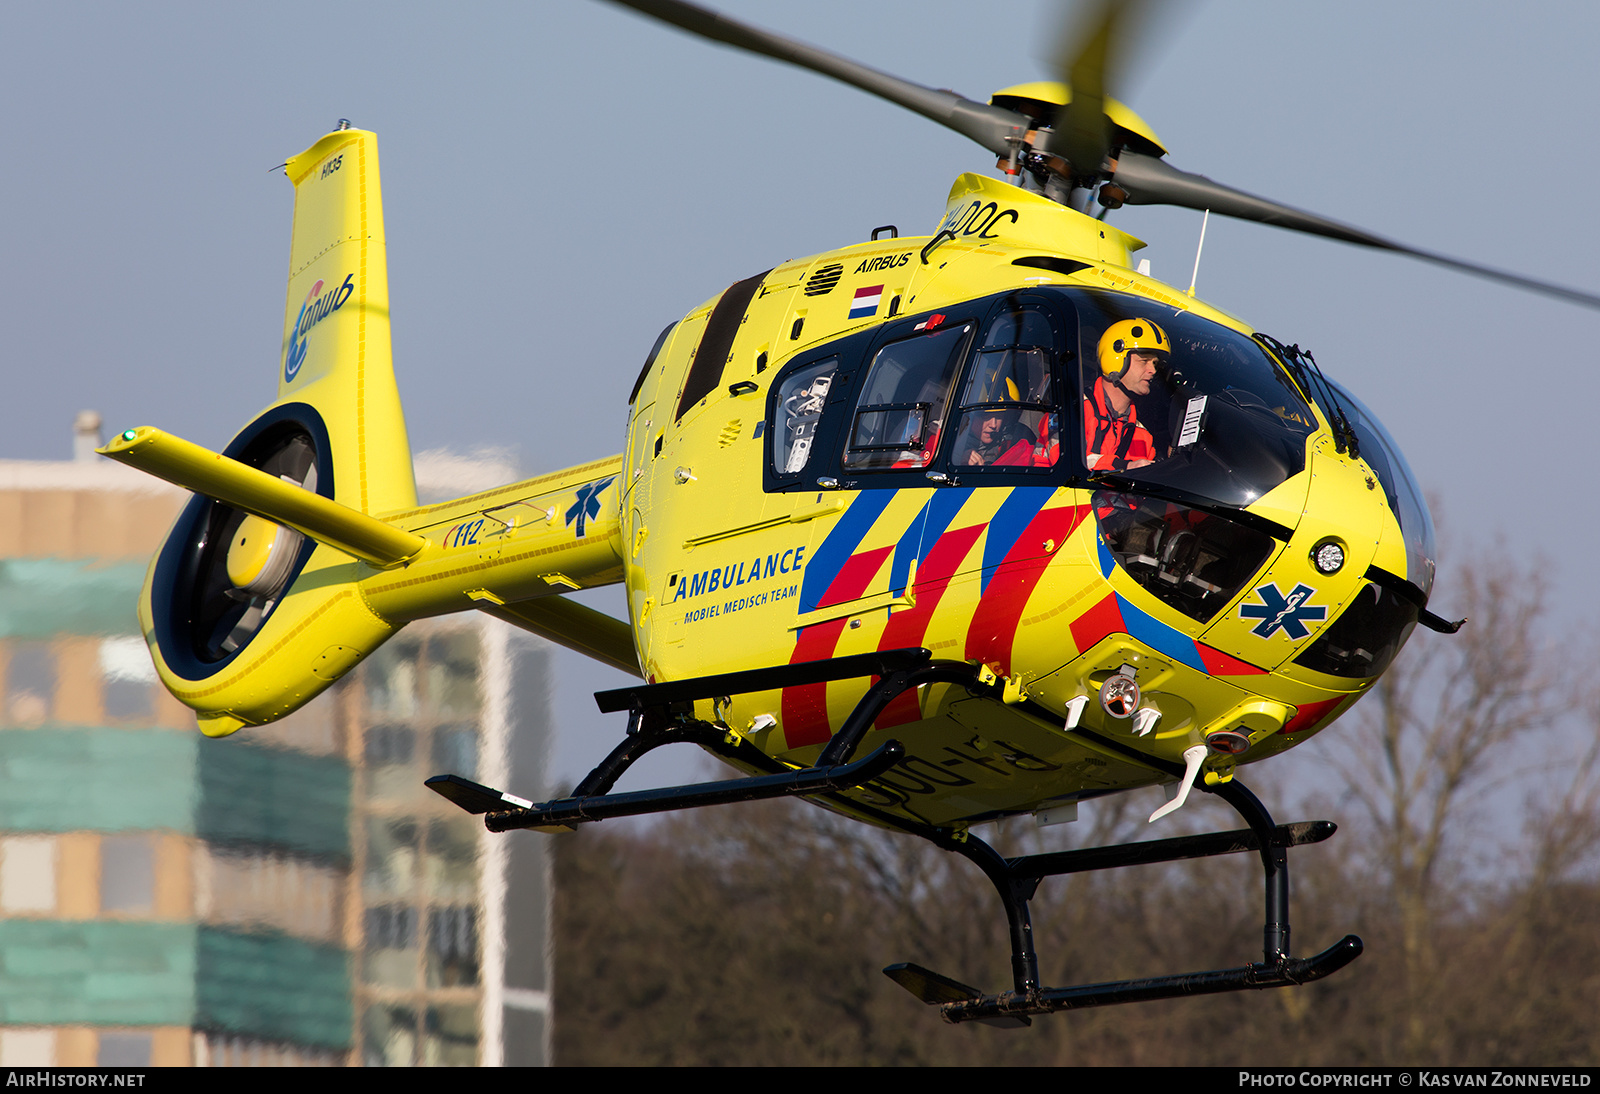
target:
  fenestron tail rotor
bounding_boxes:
[602,0,1600,311]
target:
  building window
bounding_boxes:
[365,723,417,800]
[99,636,155,721]
[365,638,422,720]
[200,1033,342,1067]
[0,1029,56,1067]
[353,622,491,1066]
[4,642,56,726]
[364,818,419,900]
[364,903,419,989]
[422,1005,478,1067]
[96,1032,151,1067]
[100,833,155,915]
[362,1005,417,1068]
[0,835,58,914]
[196,847,342,942]
[430,725,477,781]
[426,906,478,988]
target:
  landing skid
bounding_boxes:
[884,800,1362,1025]
[426,646,1362,1020]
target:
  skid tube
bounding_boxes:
[426,646,982,831]
[884,779,1362,1025]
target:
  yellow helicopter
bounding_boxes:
[99,0,1600,1025]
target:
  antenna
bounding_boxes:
[1187,209,1210,297]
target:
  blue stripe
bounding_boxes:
[889,503,927,596]
[979,487,1055,594]
[1097,530,1115,578]
[1116,594,1206,672]
[798,490,897,613]
[920,487,974,557]
[888,487,974,594]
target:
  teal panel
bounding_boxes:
[0,921,196,1026]
[195,742,350,862]
[195,929,351,1050]
[0,728,196,832]
[0,559,147,639]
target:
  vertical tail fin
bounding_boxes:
[131,126,418,735]
[276,126,416,515]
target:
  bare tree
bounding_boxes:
[1334,555,1558,1057]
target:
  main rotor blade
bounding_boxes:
[1114,151,1600,310]
[1047,0,1157,176]
[1046,1,1114,174]
[605,0,1029,156]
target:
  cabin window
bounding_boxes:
[773,357,839,475]
[841,321,974,470]
[948,305,1062,470]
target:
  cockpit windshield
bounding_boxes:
[1325,379,1437,597]
[1073,291,1318,509]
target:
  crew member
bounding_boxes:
[1085,318,1167,472]
[955,376,1036,466]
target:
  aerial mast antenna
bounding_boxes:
[1187,209,1210,297]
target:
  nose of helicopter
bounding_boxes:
[1197,435,1397,672]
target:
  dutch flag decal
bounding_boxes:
[849,284,884,319]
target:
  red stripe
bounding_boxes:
[872,523,987,729]
[1280,696,1343,735]
[1069,592,1127,655]
[1197,643,1267,676]
[815,544,895,610]
[965,505,1089,676]
[781,545,894,748]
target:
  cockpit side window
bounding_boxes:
[842,322,974,470]
[772,357,839,476]
[1072,290,1316,508]
[949,305,1062,470]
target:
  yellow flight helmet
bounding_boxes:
[1097,318,1170,380]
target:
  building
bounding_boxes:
[0,418,551,1065]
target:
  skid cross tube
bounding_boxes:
[593,646,937,714]
[885,776,1363,1023]
[430,646,979,831]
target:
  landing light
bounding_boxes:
[1205,729,1251,756]
[1100,666,1140,719]
[1311,538,1346,575]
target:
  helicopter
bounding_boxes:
[97,0,1600,1026]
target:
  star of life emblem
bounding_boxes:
[1238,582,1327,640]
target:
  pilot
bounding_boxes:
[1085,318,1166,472]
[955,376,1036,466]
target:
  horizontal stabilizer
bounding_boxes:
[100,426,424,568]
